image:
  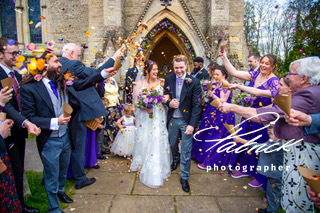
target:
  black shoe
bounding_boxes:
[91,164,100,169]
[75,177,96,189]
[171,161,179,171]
[23,206,40,213]
[97,155,106,160]
[180,177,190,193]
[57,192,73,203]
[101,148,110,155]
[258,209,268,213]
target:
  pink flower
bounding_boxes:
[66,80,73,85]
[34,74,43,81]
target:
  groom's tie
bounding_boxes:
[177,78,183,91]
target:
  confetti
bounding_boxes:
[29,21,33,25]
[7,39,15,46]
[27,43,36,51]
[40,15,46,19]
[275,5,278,9]
[35,22,41,28]
[86,31,91,36]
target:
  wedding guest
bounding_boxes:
[191,66,235,169]
[20,51,82,212]
[125,60,138,103]
[219,56,320,212]
[193,57,209,80]
[0,37,40,213]
[60,43,123,189]
[104,76,122,144]
[220,48,279,189]
[0,86,21,212]
[244,53,260,86]
[111,104,135,156]
[95,97,109,160]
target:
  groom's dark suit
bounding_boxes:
[164,73,202,181]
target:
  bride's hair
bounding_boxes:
[143,60,158,77]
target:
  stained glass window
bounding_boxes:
[0,0,17,40]
[28,0,42,43]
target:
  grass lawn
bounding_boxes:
[25,170,75,212]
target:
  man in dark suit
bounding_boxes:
[193,56,209,80]
[0,37,40,213]
[164,54,202,193]
[60,43,122,189]
[20,52,81,212]
[125,60,138,103]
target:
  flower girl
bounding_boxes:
[111,104,136,156]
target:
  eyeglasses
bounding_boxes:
[3,51,22,57]
[287,72,299,76]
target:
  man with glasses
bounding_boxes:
[0,37,40,213]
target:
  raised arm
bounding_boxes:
[219,49,252,81]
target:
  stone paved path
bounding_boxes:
[25,139,266,213]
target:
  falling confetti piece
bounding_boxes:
[40,15,46,19]
[86,31,91,36]
[7,39,15,46]
[299,49,304,52]
[27,43,36,51]
[293,29,296,32]
[35,22,41,28]
[275,5,278,9]
[29,21,33,25]
[45,29,49,34]
[16,55,25,62]
[243,186,247,189]
[290,15,293,18]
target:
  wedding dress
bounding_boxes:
[130,84,171,188]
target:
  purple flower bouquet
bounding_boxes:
[136,86,164,118]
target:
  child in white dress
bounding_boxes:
[111,104,136,156]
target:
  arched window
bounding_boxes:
[0,0,17,40]
[28,0,42,43]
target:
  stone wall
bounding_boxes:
[45,0,89,49]
[184,0,208,37]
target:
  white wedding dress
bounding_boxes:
[130,85,171,188]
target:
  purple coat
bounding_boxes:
[257,85,320,144]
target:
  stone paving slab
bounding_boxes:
[175,196,221,213]
[65,194,114,212]
[217,197,267,213]
[75,172,135,195]
[189,173,263,196]
[133,173,189,196]
[110,195,175,213]
[95,154,132,173]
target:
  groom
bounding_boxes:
[164,54,202,192]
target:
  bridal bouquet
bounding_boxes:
[136,86,164,118]
[232,92,257,107]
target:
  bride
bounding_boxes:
[130,60,171,188]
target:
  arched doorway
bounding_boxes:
[148,36,179,78]
[141,18,196,78]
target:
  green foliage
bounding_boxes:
[25,171,74,212]
[285,0,320,66]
